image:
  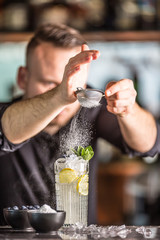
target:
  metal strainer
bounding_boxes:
[75,87,105,108]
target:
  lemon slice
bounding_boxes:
[59,168,78,183]
[77,174,89,196]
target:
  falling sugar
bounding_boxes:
[79,98,101,108]
[59,108,93,154]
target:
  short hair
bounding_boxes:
[26,23,86,66]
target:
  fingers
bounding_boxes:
[61,47,100,104]
[64,49,100,79]
[105,79,134,97]
[107,88,135,102]
[68,49,100,66]
[64,65,81,80]
[107,105,133,115]
[107,96,135,108]
[105,81,117,90]
[81,44,89,51]
[105,79,137,117]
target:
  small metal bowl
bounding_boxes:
[3,208,32,230]
[27,210,66,233]
[75,87,104,108]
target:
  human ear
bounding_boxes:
[17,66,28,90]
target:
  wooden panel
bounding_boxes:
[1,31,160,42]
[97,161,147,225]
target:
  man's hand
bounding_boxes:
[58,45,100,105]
[105,79,137,117]
[105,79,157,153]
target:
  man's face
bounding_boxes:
[21,42,82,132]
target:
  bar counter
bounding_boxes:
[0,225,159,239]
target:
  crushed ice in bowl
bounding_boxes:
[39,204,57,213]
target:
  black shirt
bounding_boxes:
[0,97,159,225]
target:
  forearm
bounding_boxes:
[1,87,66,144]
[1,48,99,144]
[117,102,157,153]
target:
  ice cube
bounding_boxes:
[39,204,57,213]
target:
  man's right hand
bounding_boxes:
[58,45,100,105]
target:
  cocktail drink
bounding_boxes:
[54,155,89,225]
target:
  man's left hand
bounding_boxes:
[105,79,137,117]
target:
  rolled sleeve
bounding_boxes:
[123,120,160,158]
[0,102,29,155]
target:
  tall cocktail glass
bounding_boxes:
[54,155,89,225]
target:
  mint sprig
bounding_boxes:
[71,145,94,161]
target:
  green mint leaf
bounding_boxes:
[71,145,94,161]
[77,146,84,156]
[81,146,94,161]
[71,148,78,155]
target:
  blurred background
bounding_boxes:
[0,0,160,226]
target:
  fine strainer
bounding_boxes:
[75,87,105,108]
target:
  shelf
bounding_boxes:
[0,31,160,42]
[0,32,33,42]
[84,31,160,42]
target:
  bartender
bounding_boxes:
[0,23,159,225]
